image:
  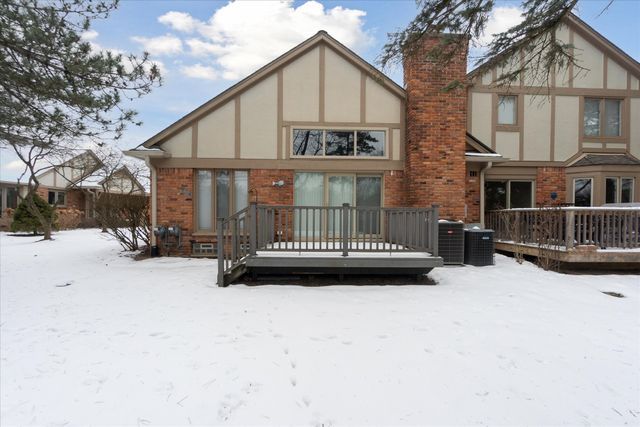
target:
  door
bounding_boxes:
[328,175,354,237]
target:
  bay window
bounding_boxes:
[573,178,592,207]
[606,177,635,204]
[196,170,248,232]
[292,129,386,157]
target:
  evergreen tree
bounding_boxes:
[0,0,161,239]
[11,194,56,235]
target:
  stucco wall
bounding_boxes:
[161,126,192,158]
[324,48,361,122]
[631,98,640,158]
[283,46,319,122]
[198,100,235,158]
[523,95,551,160]
[554,96,580,161]
[573,32,604,89]
[470,92,492,144]
[240,74,278,159]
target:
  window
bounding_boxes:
[606,177,635,204]
[497,95,517,125]
[47,191,65,206]
[583,98,622,137]
[196,170,248,231]
[292,130,323,156]
[293,172,382,237]
[291,129,385,157]
[485,180,533,211]
[573,178,592,207]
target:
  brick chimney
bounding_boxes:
[403,34,468,219]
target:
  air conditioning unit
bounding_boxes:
[464,229,495,266]
[438,220,464,265]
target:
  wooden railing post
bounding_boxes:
[431,204,439,257]
[342,203,349,257]
[565,209,575,250]
[249,202,257,256]
[217,217,225,287]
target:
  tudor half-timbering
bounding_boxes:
[128,13,639,257]
[468,13,640,211]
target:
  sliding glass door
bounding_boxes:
[294,173,382,239]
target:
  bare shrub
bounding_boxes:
[535,204,563,271]
[95,193,150,251]
[57,209,84,230]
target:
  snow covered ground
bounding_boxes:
[1,229,638,426]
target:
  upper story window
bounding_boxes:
[584,98,622,137]
[292,129,385,158]
[48,190,65,206]
[497,95,517,125]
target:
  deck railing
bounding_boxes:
[487,207,640,250]
[217,203,439,285]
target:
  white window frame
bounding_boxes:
[573,177,593,207]
[48,190,66,207]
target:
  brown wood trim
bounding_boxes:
[519,49,524,88]
[285,125,291,160]
[360,72,366,124]
[518,94,524,160]
[388,127,394,160]
[191,123,198,159]
[282,120,401,128]
[578,95,584,152]
[624,96,631,152]
[277,69,283,160]
[550,94,556,161]
[498,160,565,167]
[319,44,325,123]
[153,158,405,171]
[568,28,574,88]
[603,54,608,89]
[234,97,241,159]
[491,93,497,150]
[470,86,640,96]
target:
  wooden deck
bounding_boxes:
[217,203,443,286]
[487,207,640,268]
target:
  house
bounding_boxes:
[0,151,146,229]
[126,12,639,258]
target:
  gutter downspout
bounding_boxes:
[479,161,493,228]
[145,157,157,247]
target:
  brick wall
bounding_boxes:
[156,168,194,255]
[403,35,469,219]
[249,169,294,205]
[383,170,406,207]
[536,167,566,206]
[465,164,481,223]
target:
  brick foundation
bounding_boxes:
[156,168,194,255]
[536,167,566,206]
[403,35,468,219]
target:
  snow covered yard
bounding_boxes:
[1,230,638,426]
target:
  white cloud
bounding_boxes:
[80,29,99,41]
[478,6,524,46]
[158,11,200,33]
[131,34,183,56]
[155,0,371,81]
[180,63,218,80]
[3,160,26,172]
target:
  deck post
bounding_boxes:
[249,202,257,256]
[565,209,575,250]
[431,204,439,257]
[342,203,349,257]
[217,217,225,287]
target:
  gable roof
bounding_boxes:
[467,12,640,81]
[465,132,496,154]
[35,150,104,187]
[141,31,405,149]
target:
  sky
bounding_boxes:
[1,0,639,181]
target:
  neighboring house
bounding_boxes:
[0,151,146,228]
[468,13,640,212]
[127,13,638,257]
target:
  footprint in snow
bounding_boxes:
[290,376,297,387]
[341,340,352,345]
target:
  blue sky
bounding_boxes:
[1,0,639,181]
